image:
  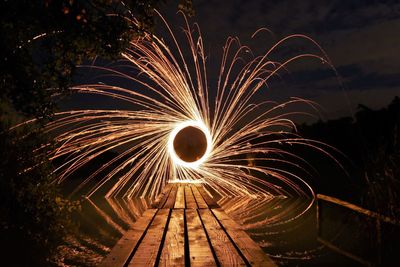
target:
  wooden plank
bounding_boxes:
[159,209,186,266]
[198,209,246,266]
[128,209,170,266]
[184,185,198,209]
[197,185,219,208]
[191,185,208,209]
[174,185,185,209]
[186,209,217,266]
[152,183,173,208]
[163,184,178,209]
[104,185,276,267]
[212,208,276,267]
[100,209,157,267]
[317,194,400,225]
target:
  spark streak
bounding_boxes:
[20,13,343,201]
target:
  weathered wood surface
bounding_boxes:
[213,208,276,267]
[174,186,185,209]
[128,209,170,266]
[152,183,173,208]
[198,208,246,266]
[163,185,178,209]
[191,185,208,209]
[99,209,157,267]
[101,183,276,267]
[159,209,186,266]
[197,186,219,208]
[186,209,216,266]
[184,185,197,209]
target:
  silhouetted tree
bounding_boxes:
[0,0,193,118]
[299,97,400,218]
[0,1,193,265]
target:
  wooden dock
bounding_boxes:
[100,184,275,267]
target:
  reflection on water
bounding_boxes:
[60,196,397,266]
[219,196,399,266]
[218,196,356,266]
[58,198,150,266]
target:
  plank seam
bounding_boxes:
[160,184,174,208]
[192,185,211,209]
[196,185,218,208]
[196,209,221,267]
[183,209,191,267]
[154,208,173,267]
[183,185,187,209]
[183,185,191,266]
[189,186,199,209]
[210,209,251,266]
[163,184,178,209]
[123,209,159,267]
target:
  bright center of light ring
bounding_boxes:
[168,121,212,168]
[173,126,207,162]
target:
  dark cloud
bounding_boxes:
[160,0,400,121]
[347,72,400,89]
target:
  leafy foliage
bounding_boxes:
[0,1,193,265]
[0,0,193,118]
[300,97,400,218]
[0,122,81,266]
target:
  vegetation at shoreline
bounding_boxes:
[300,96,400,219]
[0,1,193,265]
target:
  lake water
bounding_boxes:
[58,195,399,266]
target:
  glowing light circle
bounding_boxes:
[168,121,212,168]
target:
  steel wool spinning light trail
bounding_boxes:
[25,13,342,200]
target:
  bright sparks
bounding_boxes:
[17,13,344,201]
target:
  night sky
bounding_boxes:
[159,0,400,121]
[70,1,400,123]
